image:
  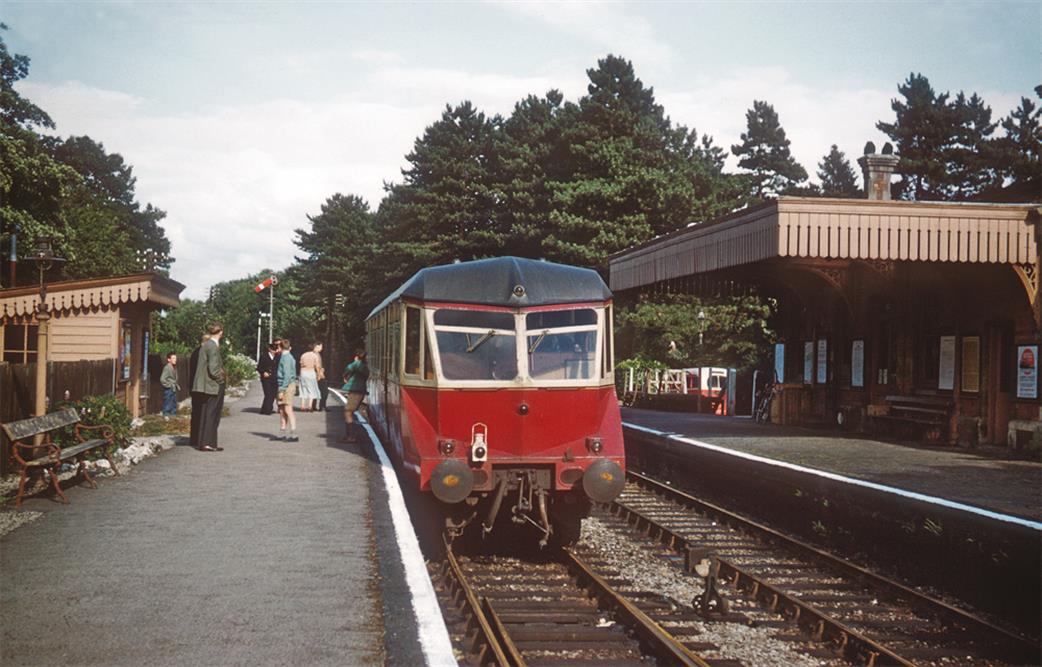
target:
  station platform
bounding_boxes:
[0,383,453,666]
[622,408,1042,525]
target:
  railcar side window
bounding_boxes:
[433,309,517,381]
[405,307,421,376]
[526,309,599,380]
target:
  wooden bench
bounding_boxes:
[2,408,119,508]
[871,395,953,442]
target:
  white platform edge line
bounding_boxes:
[330,389,457,667]
[623,421,1042,533]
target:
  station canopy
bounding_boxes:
[609,197,1038,292]
[370,256,612,317]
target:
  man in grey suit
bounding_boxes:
[192,323,227,451]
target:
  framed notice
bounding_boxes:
[961,336,980,393]
[1017,345,1039,400]
[938,335,956,390]
[803,341,813,384]
[773,343,785,383]
[851,340,865,388]
[816,339,828,384]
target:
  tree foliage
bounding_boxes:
[731,100,809,197]
[0,27,171,286]
[615,294,776,373]
[817,145,861,198]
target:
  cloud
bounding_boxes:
[498,2,671,68]
[15,65,589,300]
[18,65,1027,300]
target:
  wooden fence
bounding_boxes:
[0,356,193,476]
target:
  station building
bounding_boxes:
[609,150,1040,447]
[0,272,185,423]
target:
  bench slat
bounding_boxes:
[2,408,80,440]
[890,405,948,416]
[59,439,109,459]
[884,395,952,407]
[873,415,945,426]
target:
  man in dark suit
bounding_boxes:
[192,323,227,452]
[256,342,279,414]
[188,335,209,448]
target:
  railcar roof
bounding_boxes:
[368,257,612,318]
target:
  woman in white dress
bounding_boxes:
[298,342,323,412]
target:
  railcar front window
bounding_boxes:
[526,309,599,380]
[433,310,517,381]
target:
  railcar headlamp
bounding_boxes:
[586,436,603,453]
[438,439,456,455]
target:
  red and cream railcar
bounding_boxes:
[365,257,625,544]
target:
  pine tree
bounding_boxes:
[816,145,861,198]
[374,101,504,292]
[877,73,960,200]
[993,93,1041,200]
[731,101,808,197]
[947,92,999,200]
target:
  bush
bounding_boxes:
[223,352,259,387]
[54,393,133,452]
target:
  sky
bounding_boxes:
[5,2,1040,299]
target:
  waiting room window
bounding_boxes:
[2,324,39,364]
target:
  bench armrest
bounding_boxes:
[73,423,116,444]
[11,440,60,466]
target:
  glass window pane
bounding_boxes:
[25,326,39,351]
[434,310,514,330]
[405,308,421,375]
[6,325,26,350]
[526,309,596,329]
[528,330,597,380]
[3,350,23,364]
[436,331,517,381]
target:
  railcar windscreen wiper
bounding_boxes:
[466,329,496,353]
[528,329,549,354]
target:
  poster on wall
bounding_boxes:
[141,330,150,381]
[961,336,980,393]
[803,341,813,384]
[851,340,865,388]
[816,339,828,384]
[121,323,132,382]
[1017,344,1039,400]
[938,335,956,390]
[773,343,785,383]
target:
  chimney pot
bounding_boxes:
[857,146,900,201]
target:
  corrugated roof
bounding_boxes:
[368,257,612,318]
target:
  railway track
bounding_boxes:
[605,471,1040,667]
[429,535,739,666]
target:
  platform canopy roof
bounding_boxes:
[609,197,1039,292]
[0,273,185,323]
[369,256,612,317]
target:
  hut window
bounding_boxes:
[1,324,39,364]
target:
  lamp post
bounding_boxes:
[30,238,65,418]
[697,309,706,347]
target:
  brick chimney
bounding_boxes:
[857,141,900,201]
